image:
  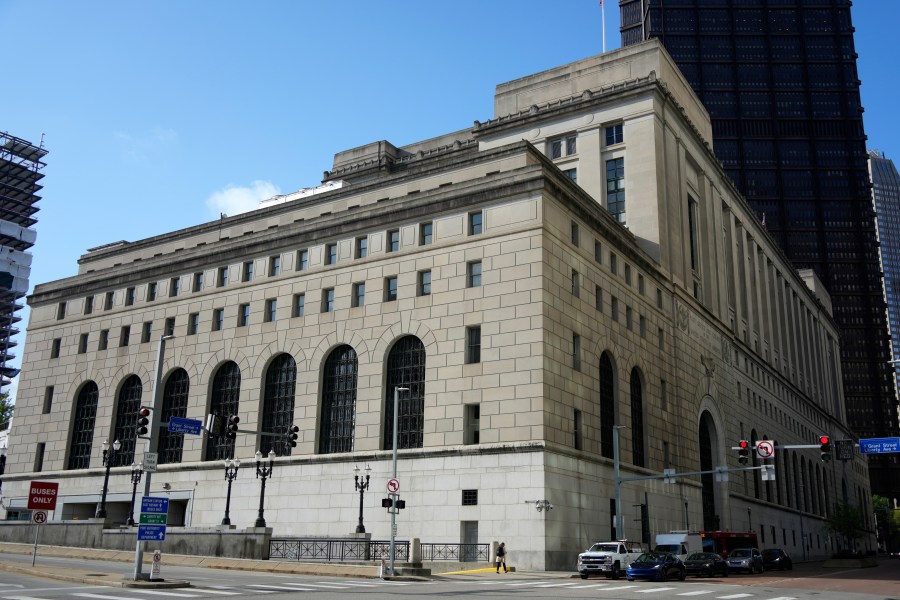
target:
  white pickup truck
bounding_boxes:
[577,540,648,579]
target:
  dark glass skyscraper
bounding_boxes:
[621,0,899,498]
[871,151,900,398]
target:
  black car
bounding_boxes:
[683,552,729,577]
[626,552,686,582]
[762,548,793,571]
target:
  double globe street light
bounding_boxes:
[254,450,275,528]
[353,463,371,533]
[222,458,241,526]
[126,462,144,526]
[95,439,121,519]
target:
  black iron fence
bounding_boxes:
[270,538,409,562]
[421,543,490,562]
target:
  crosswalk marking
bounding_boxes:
[247,584,314,591]
[507,581,553,586]
[75,595,141,600]
[677,591,716,596]
[716,595,753,599]
[576,583,613,588]
[0,585,24,589]
[766,597,797,600]
[599,585,639,591]
[635,587,677,593]
[535,582,581,588]
[192,590,242,596]
[4,596,54,600]
[128,590,201,597]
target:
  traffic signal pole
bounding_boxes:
[133,334,172,581]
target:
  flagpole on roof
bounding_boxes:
[600,0,606,53]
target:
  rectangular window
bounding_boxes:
[626,307,633,330]
[188,313,199,335]
[242,261,254,282]
[611,296,619,321]
[322,288,335,313]
[265,298,277,322]
[639,315,647,337]
[99,329,109,351]
[469,211,483,235]
[126,287,136,306]
[238,303,250,326]
[387,230,400,252]
[466,326,481,364]
[217,266,229,287]
[658,327,665,349]
[605,123,624,145]
[606,157,626,224]
[550,133,577,158]
[595,285,603,311]
[384,277,398,302]
[105,291,115,310]
[610,252,618,275]
[688,196,700,272]
[269,255,281,277]
[297,249,309,271]
[467,261,482,288]
[573,333,581,371]
[462,489,479,505]
[292,294,305,317]
[657,288,663,309]
[594,240,602,263]
[57,302,66,320]
[571,221,579,246]
[84,296,94,315]
[574,409,583,450]
[420,222,433,245]
[355,236,368,259]
[212,308,224,331]
[562,168,577,182]
[325,243,337,265]
[34,442,45,473]
[464,404,480,445]
[120,325,130,347]
[418,270,432,296]
[571,269,580,297]
[624,264,631,285]
[192,272,204,292]
[42,386,54,414]
[78,333,88,354]
[51,338,61,359]
[169,277,180,297]
[142,321,152,343]
[352,283,365,308]
[146,282,157,302]
[638,274,645,295]
[164,317,175,336]
[661,379,668,411]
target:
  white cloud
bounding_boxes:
[206,180,281,217]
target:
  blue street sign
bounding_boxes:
[859,437,900,454]
[141,497,169,514]
[137,524,167,541]
[168,416,203,435]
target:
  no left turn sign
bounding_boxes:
[756,440,775,459]
[387,478,400,493]
[32,510,47,525]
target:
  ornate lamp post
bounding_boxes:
[222,458,241,526]
[353,463,371,533]
[95,439,121,519]
[126,462,144,526]
[254,450,275,528]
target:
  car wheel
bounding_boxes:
[626,576,634,582]
[722,567,729,577]
[580,572,588,579]
[787,561,793,571]
[679,569,686,581]
[612,564,620,580]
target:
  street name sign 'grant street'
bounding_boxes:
[168,416,203,435]
[859,437,900,454]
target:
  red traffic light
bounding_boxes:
[739,440,749,449]
[137,407,151,436]
[819,435,832,461]
[819,435,830,445]
[139,408,151,418]
[226,415,240,439]
[737,440,750,465]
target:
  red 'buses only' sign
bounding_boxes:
[27,481,59,510]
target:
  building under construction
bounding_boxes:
[0,132,45,390]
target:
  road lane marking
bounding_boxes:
[677,592,716,596]
[600,585,639,591]
[716,595,753,599]
[127,591,201,598]
[535,582,581,587]
[192,590,242,596]
[635,587,677,593]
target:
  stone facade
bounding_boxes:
[1,41,873,569]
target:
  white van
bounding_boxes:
[654,532,703,561]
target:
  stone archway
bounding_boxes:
[699,410,720,530]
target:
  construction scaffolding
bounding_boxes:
[0,132,46,388]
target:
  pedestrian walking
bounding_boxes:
[495,542,508,573]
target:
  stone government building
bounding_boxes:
[2,41,873,569]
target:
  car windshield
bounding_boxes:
[687,553,713,561]
[636,552,666,563]
[588,544,619,553]
[762,549,781,558]
[730,549,751,558]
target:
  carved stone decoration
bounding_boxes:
[676,300,690,333]
[721,337,732,365]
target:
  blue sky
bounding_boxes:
[2,0,899,400]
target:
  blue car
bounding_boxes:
[626,552,687,582]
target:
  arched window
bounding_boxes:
[158,369,189,465]
[599,353,615,459]
[112,375,143,466]
[383,336,426,450]
[67,381,99,470]
[205,361,241,461]
[320,345,358,454]
[261,354,297,456]
[630,368,645,467]
[698,412,718,530]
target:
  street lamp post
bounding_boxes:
[126,462,144,526]
[353,463,371,533]
[254,450,275,528]
[95,439,121,519]
[389,386,409,577]
[613,425,626,539]
[222,458,240,526]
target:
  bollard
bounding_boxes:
[150,550,162,581]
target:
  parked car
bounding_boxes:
[626,552,686,582]
[683,552,729,578]
[762,548,793,571]
[577,540,648,579]
[727,547,764,573]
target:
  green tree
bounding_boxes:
[824,502,865,554]
[874,495,900,553]
[0,391,12,425]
